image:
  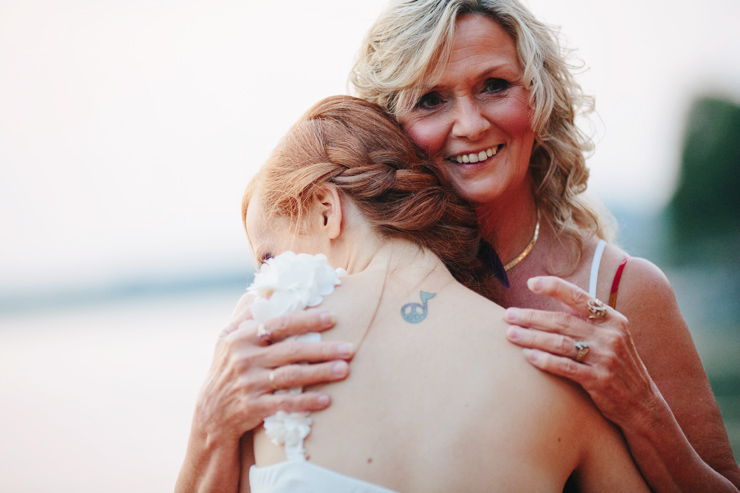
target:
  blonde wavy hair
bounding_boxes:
[351,0,614,268]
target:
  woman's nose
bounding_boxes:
[451,99,491,141]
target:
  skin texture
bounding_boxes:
[240,184,648,492]
[397,14,740,492]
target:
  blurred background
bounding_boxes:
[1,0,738,490]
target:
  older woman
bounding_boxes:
[247,95,648,491]
[179,96,649,492]
[177,1,739,491]
[349,1,739,491]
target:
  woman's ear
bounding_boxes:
[312,184,343,240]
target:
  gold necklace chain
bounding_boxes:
[503,212,540,272]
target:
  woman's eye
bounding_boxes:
[416,92,444,110]
[483,78,510,93]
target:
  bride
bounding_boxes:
[238,95,647,492]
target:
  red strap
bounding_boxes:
[608,258,629,308]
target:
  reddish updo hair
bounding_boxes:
[243,95,490,292]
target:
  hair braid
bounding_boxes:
[243,95,490,293]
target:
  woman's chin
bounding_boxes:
[451,181,507,207]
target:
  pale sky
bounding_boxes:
[1,0,739,295]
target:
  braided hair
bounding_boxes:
[242,95,490,293]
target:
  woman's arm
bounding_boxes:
[175,300,354,493]
[505,264,740,492]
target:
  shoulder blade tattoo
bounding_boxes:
[401,291,436,324]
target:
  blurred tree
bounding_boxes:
[669,96,740,263]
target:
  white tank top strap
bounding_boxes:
[589,239,607,299]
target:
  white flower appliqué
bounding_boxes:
[247,251,345,461]
[248,251,346,323]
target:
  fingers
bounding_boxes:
[262,340,355,367]
[526,276,595,318]
[504,307,592,338]
[266,360,350,391]
[257,392,333,415]
[251,360,351,418]
[507,326,581,359]
[522,349,591,383]
[225,309,337,348]
[247,309,337,345]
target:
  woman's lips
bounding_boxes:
[448,144,503,164]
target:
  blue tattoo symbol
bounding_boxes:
[401,291,436,324]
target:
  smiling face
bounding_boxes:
[397,14,535,207]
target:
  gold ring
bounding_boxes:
[575,340,590,362]
[269,370,278,390]
[586,299,608,320]
[257,322,271,342]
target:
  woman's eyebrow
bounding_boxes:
[431,62,520,90]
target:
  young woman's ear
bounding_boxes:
[313,184,343,240]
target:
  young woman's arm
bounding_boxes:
[175,302,353,493]
[505,263,740,492]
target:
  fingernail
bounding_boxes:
[337,343,354,357]
[507,326,520,340]
[332,360,348,376]
[320,311,336,327]
[527,277,541,292]
[504,307,520,321]
[317,394,330,405]
[523,348,538,361]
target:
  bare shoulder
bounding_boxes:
[599,251,739,476]
[598,244,678,324]
[603,254,684,349]
[595,251,697,391]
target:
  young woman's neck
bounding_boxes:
[348,238,441,275]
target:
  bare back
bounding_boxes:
[247,247,647,492]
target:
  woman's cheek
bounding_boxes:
[502,92,534,134]
[401,118,447,156]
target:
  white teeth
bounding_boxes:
[451,146,499,164]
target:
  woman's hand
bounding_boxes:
[503,274,740,491]
[503,276,655,426]
[195,298,355,445]
[176,295,354,493]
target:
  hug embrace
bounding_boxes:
[177,1,740,491]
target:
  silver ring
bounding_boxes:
[257,322,271,343]
[269,370,278,390]
[575,340,590,362]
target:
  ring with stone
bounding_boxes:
[575,340,590,362]
[586,299,608,320]
[257,322,272,343]
[269,369,278,390]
